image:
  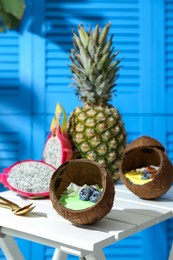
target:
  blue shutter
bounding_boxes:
[0,11,32,260]
[0,29,32,172]
[165,0,173,159]
[0,31,32,115]
[165,0,173,257]
[166,0,173,114]
[0,31,19,100]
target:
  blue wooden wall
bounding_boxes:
[0,0,173,259]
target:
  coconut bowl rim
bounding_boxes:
[49,158,114,212]
[124,135,165,155]
[119,146,173,199]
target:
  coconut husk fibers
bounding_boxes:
[120,146,173,199]
[124,136,165,155]
[49,159,115,224]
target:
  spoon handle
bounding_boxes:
[0,202,12,210]
[0,196,20,210]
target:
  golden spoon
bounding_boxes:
[0,196,35,216]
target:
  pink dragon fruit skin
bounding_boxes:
[57,126,73,163]
[0,160,56,199]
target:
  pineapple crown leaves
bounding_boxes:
[69,23,121,105]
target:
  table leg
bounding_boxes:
[52,248,67,260]
[168,243,173,260]
[84,250,106,260]
[0,234,24,260]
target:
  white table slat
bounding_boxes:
[0,208,114,252]
[116,181,173,197]
[85,217,138,240]
[113,198,173,223]
[116,182,173,205]
[116,189,173,212]
[106,208,157,231]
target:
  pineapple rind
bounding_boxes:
[68,104,126,180]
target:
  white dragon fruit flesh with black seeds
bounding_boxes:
[42,136,62,168]
[7,161,55,193]
[0,160,56,198]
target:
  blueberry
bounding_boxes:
[141,172,150,180]
[143,169,148,176]
[90,187,97,193]
[89,190,102,203]
[142,175,148,180]
[79,187,93,201]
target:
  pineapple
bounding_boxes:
[68,23,126,181]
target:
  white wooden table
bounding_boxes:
[0,181,173,260]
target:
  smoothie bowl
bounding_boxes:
[49,159,115,225]
[119,136,173,199]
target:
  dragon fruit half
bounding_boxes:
[42,103,73,168]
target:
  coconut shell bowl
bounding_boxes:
[49,159,115,225]
[119,136,173,199]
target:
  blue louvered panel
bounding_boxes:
[32,115,47,160]
[103,233,141,260]
[141,221,168,260]
[123,115,142,144]
[166,132,173,162]
[0,31,20,114]
[0,131,19,171]
[0,115,32,172]
[123,114,164,144]
[0,253,5,260]
[45,0,140,115]
[44,246,54,259]
[166,0,173,113]
[0,29,32,114]
[166,118,173,258]
[167,219,173,258]
[0,32,19,89]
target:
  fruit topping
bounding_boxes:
[89,190,102,203]
[141,170,150,180]
[146,166,157,173]
[141,166,158,180]
[79,187,102,203]
[79,187,93,201]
